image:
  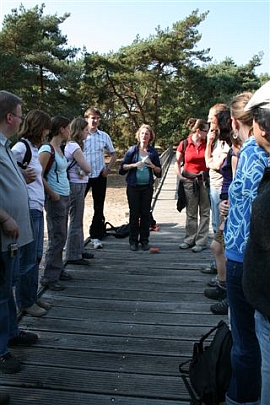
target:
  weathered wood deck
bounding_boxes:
[1,158,227,404]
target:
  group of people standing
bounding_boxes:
[1,81,270,405]
[0,88,163,403]
[175,82,270,405]
[0,93,117,403]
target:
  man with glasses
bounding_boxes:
[0,91,38,390]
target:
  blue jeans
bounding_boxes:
[255,310,270,405]
[226,259,261,404]
[0,251,20,357]
[16,209,44,308]
[210,187,221,233]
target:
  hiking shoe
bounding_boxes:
[37,299,52,310]
[59,270,72,281]
[21,303,47,317]
[8,331,38,347]
[192,245,207,253]
[179,242,192,249]
[204,284,227,301]
[0,391,10,404]
[0,353,21,374]
[47,281,65,291]
[91,239,103,249]
[82,252,94,259]
[41,278,65,291]
[200,261,217,274]
[207,275,219,287]
[65,258,90,266]
[141,242,150,251]
[210,298,229,315]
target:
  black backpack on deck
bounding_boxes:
[179,320,232,405]
[105,222,130,238]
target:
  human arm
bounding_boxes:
[11,142,37,184]
[73,148,91,175]
[0,209,19,239]
[174,148,188,183]
[102,151,117,177]
[38,150,60,201]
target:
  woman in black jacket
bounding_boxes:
[119,124,161,251]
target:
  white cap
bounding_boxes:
[244,80,270,111]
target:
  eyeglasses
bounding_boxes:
[10,112,24,121]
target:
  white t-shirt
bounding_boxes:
[209,140,230,189]
[64,141,89,183]
[12,138,45,211]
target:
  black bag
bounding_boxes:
[179,320,232,405]
[105,222,130,238]
[177,180,186,212]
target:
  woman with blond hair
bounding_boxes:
[119,124,162,251]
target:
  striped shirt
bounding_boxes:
[83,129,115,178]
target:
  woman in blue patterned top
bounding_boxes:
[221,92,269,405]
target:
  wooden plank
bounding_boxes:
[1,159,223,405]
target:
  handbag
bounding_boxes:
[177,180,186,212]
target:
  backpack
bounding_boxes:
[105,222,130,238]
[179,320,232,405]
[17,139,32,169]
[42,142,76,180]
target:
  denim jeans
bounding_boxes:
[226,259,261,404]
[255,310,270,405]
[0,251,20,357]
[210,187,221,233]
[15,209,44,308]
[127,184,153,244]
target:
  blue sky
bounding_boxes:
[1,0,269,74]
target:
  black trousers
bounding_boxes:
[85,174,107,239]
[127,184,153,245]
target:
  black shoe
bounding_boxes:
[210,298,229,315]
[8,331,38,347]
[130,243,138,251]
[65,258,90,266]
[82,252,94,259]
[49,281,65,291]
[0,353,21,374]
[141,242,150,251]
[204,284,227,301]
[0,392,10,404]
[59,270,72,280]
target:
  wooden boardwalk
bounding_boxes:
[1,158,227,404]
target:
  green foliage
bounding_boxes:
[1,5,269,148]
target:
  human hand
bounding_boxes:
[219,200,229,216]
[1,217,19,239]
[23,167,37,184]
[51,193,60,201]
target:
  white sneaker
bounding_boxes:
[91,238,103,249]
